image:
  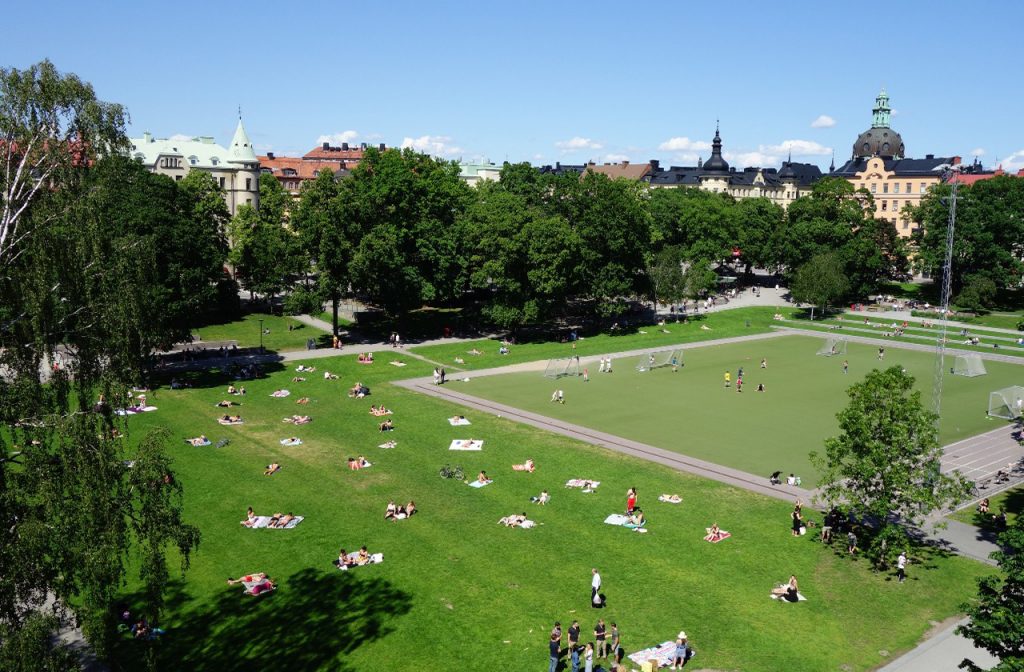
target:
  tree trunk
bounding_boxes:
[332,294,339,336]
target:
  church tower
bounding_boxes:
[227,116,261,212]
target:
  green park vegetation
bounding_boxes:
[4,60,1024,671]
[950,486,1024,529]
[192,312,329,353]
[109,350,992,672]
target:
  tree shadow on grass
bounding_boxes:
[117,568,412,671]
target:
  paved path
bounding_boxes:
[877,618,997,672]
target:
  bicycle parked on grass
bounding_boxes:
[439,464,465,480]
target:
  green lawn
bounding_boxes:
[111,344,993,671]
[462,335,1024,484]
[950,485,1024,528]
[411,306,793,370]
[192,312,330,352]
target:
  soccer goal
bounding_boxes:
[543,357,581,379]
[636,349,683,372]
[816,337,847,357]
[988,386,1024,420]
[953,353,987,377]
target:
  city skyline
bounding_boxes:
[3,1,1022,171]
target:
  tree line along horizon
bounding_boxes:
[3,60,1024,672]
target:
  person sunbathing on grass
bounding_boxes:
[348,456,370,471]
[296,397,310,405]
[379,419,394,432]
[771,575,800,602]
[384,500,398,520]
[264,463,281,476]
[220,414,242,423]
[227,385,238,395]
[333,549,354,569]
[469,348,483,355]
[477,470,490,484]
[400,500,416,518]
[216,400,237,408]
[324,371,338,380]
[240,506,257,526]
[513,459,535,472]
[501,513,528,527]
[229,574,276,595]
[186,435,208,447]
[291,376,306,382]
[227,572,266,585]
[660,494,682,503]
[296,365,316,373]
[269,512,295,528]
[454,357,465,364]
[355,546,371,565]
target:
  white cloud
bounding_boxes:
[1001,150,1024,171]
[762,140,832,156]
[658,137,711,152]
[555,136,603,151]
[810,115,836,129]
[533,153,545,161]
[725,151,781,168]
[969,147,986,157]
[400,135,463,157]
[603,153,631,163]
[317,130,360,145]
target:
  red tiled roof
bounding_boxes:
[303,146,369,161]
[954,167,1024,185]
[258,156,348,180]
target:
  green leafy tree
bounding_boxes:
[291,169,348,333]
[956,275,998,312]
[811,367,972,567]
[0,62,200,668]
[912,176,1024,297]
[681,258,718,301]
[648,246,687,308]
[648,188,735,262]
[790,252,850,319]
[733,197,785,276]
[230,203,293,300]
[0,613,81,672]
[957,511,1024,671]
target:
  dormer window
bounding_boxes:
[283,168,298,176]
[188,155,198,166]
[210,157,220,166]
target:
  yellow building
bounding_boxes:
[831,90,958,237]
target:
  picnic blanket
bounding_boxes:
[658,495,682,504]
[389,361,407,367]
[499,517,536,528]
[627,641,676,667]
[448,417,472,426]
[565,479,600,490]
[468,479,493,488]
[449,439,483,451]
[280,438,303,446]
[218,419,244,425]
[248,515,304,529]
[241,577,275,596]
[604,514,632,526]
[770,587,808,602]
[704,529,732,543]
[337,552,384,570]
[270,390,291,398]
[116,406,157,416]
[185,438,211,447]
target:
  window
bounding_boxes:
[218,177,225,188]
[189,155,198,166]
[283,168,297,176]
[210,157,220,166]
[893,201,900,211]
[870,183,877,194]
[920,183,926,194]
[175,175,182,181]
[883,183,889,194]
[894,183,900,194]
[245,178,251,191]
[902,222,909,230]
[881,200,887,211]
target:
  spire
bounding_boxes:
[871,88,891,128]
[228,117,257,164]
[829,150,835,172]
[702,123,729,174]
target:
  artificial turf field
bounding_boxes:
[464,334,1024,484]
[116,337,997,672]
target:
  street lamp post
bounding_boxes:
[259,318,264,353]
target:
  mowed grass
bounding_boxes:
[950,485,1024,528]
[193,312,330,352]
[114,348,993,672]
[410,306,792,371]
[463,335,1024,484]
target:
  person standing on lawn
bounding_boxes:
[549,632,560,672]
[591,568,602,607]
[568,620,580,651]
[594,618,607,658]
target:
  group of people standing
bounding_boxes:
[549,616,623,672]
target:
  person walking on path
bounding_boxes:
[897,551,907,583]
[594,619,607,658]
[591,568,602,608]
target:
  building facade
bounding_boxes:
[648,127,822,207]
[129,119,260,215]
[259,141,387,197]
[831,90,959,237]
[458,161,502,187]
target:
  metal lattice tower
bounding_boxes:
[932,170,960,424]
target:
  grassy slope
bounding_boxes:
[193,312,330,352]
[115,347,992,672]
[463,335,1023,484]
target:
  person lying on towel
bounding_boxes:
[268,512,296,528]
[186,435,208,447]
[512,459,536,472]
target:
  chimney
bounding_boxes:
[926,154,934,159]
[650,159,660,171]
[267,151,275,160]
[322,142,330,150]
[143,131,152,143]
[379,143,385,150]
[621,160,629,166]
[361,142,367,150]
[339,142,347,150]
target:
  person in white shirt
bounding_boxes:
[591,568,602,608]
[897,551,907,583]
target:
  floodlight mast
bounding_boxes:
[932,166,960,425]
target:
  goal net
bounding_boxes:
[988,386,1024,420]
[953,354,987,377]
[543,357,581,379]
[816,337,847,357]
[636,349,683,372]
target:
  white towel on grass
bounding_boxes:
[449,439,483,451]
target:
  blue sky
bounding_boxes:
[4,1,1022,171]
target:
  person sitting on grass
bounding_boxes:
[187,435,208,447]
[477,470,490,485]
[454,356,465,364]
[771,575,800,602]
[227,385,239,395]
[379,418,394,432]
[704,522,728,542]
[400,500,417,518]
[355,546,371,565]
[264,463,281,476]
[628,508,646,528]
[348,382,369,398]
[537,490,550,505]
[324,371,339,380]
[384,500,398,520]
[978,498,990,514]
[241,506,258,527]
[333,549,353,569]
